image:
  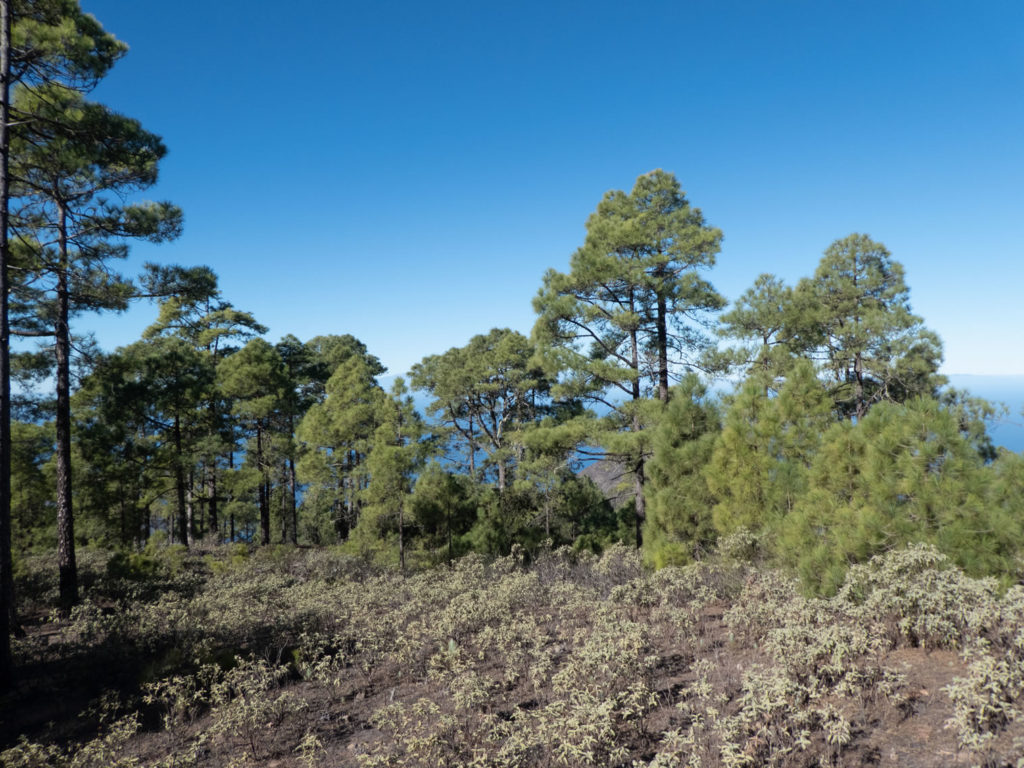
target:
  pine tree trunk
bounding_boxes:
[632,457,645,548]
[344,452,354,538]
[854,350,865,421]
[447,500,453,565]
[257,424,269,545]
[630,306,645,548]
[280,465,287,544]
[398,502,405,573]
[185,477,195,546]
[207,465,218,542]
[288,456,297,545]
[173,415,188,548]
[55,204,78,614]
[657,293,669,403]
[118,489,126,546]
[0,0,14,689]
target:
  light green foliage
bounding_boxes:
[705,360,831,543]
[409,461,478,563]
[142,267,266,355]
[533,170,725,542]
[10,419,53,551]
[11,0,127,90]
[297,352,384,540]
[217,338,288,425]
[533,170,724,402]
[410,327,553,488]
[350,378,424,567]
[217,338,289,545]
[0,714,141,767]
[781,398,1023,595]
[644,375,720,566]
[714,273,812,380]
[988,449,1024,516]
[798,233,944,420]
[834,543,1000,649]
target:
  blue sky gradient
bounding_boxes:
[75,1,1024,378]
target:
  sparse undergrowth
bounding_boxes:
[2,542,1023,767]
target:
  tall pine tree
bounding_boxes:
[533,170,723,545]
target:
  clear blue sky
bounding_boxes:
[77,0,1024,377]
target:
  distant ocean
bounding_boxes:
[392,373,1024,458]
[946,375,1024,454]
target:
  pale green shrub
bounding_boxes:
[835,543,1000,649]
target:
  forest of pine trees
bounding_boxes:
[0,1,1022,731]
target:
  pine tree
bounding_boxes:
[410,328,551,490]
[296,352,383,540]
[705,360,831,543]
[799,234,944,420]
[0,0,127,684]
[217,339,288,546]
[142,269,265,542]
[533,170,723,545]
[10,81,181,612]
[644,375,720,566]
[353,378,423,570]
[781,397,1021,595]
[715,273,814,383]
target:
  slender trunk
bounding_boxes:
[344,451,354,537]
[0,0,14,689]
[398,501,405,573]
[118,486,126,546]
[850,252,866,422]
[55,203,78,614]
[446,499,452,565]
[228,449,235,542]
[288,455,297,545]
[286,411,297,544]
[257,423,269,545]
[280,479,286,544]
[497,461,506,492]
[656,293,669,403]
[632,455,645,548]
[854,350,864,422]
[207,465,218,542]
[173,415,188,548]
[629,302,645,549]
[467,416,475,478]
[186,472,195,545]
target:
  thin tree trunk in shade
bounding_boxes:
[55,203,78,614]
[0,0,15,688]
